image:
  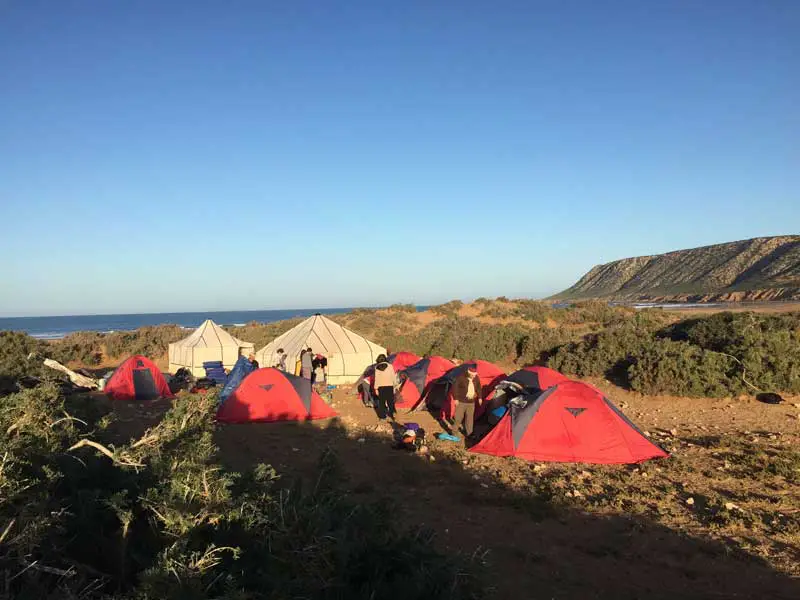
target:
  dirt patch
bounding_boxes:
[207,381,800,600]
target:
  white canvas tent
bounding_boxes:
[255,314,386,385]
[168,319,255,377]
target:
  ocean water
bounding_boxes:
[0,308,360,339]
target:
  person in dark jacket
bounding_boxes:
[373,354,396,420]
[451,364,482,438]
[247,353,259,371]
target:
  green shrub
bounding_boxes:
[627,340,741,397]
[556,301,638,327]
[547,320,659,382]
[388,303,417,313]
[479,304,514,319]
[51,331,104,365]
[0,331,49,391]
[510,300,553,323]
[0,386,485,599]
[517,328,575,365]
[227,318,304,350]
[430,300,464,316]
[104,325,186,359]
[668,312,800,393]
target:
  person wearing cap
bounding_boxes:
[451,364,482,439]
[373,353,396,420]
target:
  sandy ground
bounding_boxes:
[110,380,798,600]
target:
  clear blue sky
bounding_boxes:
[1,0,798,317]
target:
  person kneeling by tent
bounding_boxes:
[374,354,396,420]
[452,365,482,440]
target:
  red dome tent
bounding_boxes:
[216,368,338,423]
[105,355,174,402]
[479,366,571,419]
[359,351,421,388]
[395,356,455,409]
[470,381,668,464]
[414,359,506,420]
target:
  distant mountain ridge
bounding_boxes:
[554,236,800,302]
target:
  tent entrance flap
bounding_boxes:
[132,369,159,401]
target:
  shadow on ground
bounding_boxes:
[213,417,800,600]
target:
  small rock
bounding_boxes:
[480,483,489,489]
[533,465,546,473]
[462,459,469,465]
[572,490,584,498]
[292,447,299,452]
[644,431,651,437]
[792,403,800,408]
[429,456,436,462]
[724,502,739,511]
[356,438,365,444]
[686,497,695,506]
[669,428,678,436]
[472,475,480,481]
[641,472,649,478]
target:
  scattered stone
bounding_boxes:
[462,459,469,465]
[572,490,584,498]
[356,438,365,444]
[669,428,678,436]
[429,456,436,462]
[292,447,299,452]
[724,502,739,511]
[480,483,489,489]
[686,497,695,506]
[533,465,546,473]
[644,431,651,437]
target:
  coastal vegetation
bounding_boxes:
[2,299,799,399]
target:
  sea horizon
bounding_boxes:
[0,307,416,339]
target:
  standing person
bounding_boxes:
[313,361,326,394]
[247,353,259,371]
[301,347,313,381]
[451,364,482,440]
[274,348,287,372]
[295,350,303,376]
[373,354,396,420]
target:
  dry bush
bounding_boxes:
[430,300,464,317]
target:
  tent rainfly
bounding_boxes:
[168,319,255,377]
[255,314,386,385]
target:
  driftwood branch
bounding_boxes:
[712,351,762,393]
[67,439,144,467]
